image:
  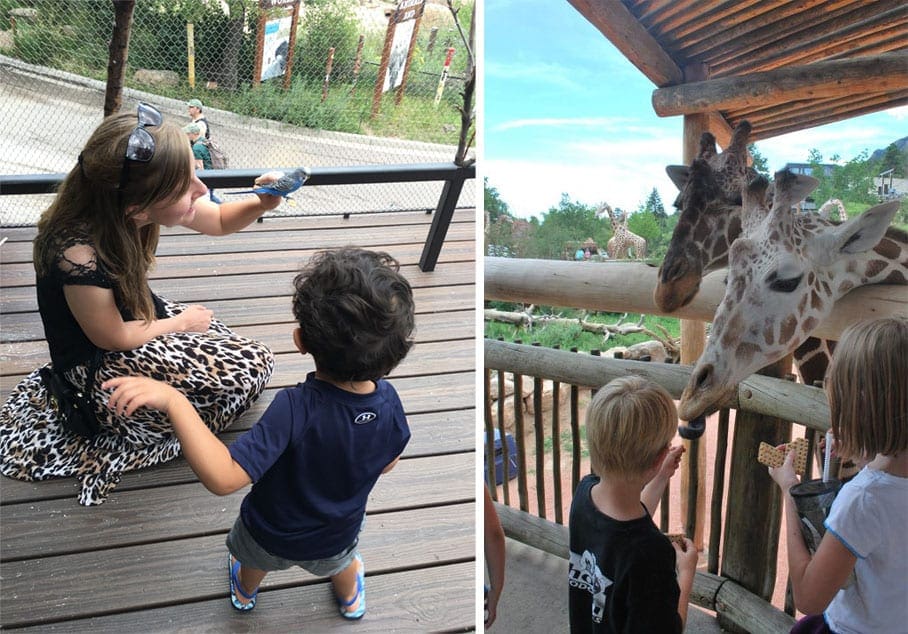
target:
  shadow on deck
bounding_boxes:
[0,209,477,632]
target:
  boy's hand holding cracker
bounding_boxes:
[657,445,685,480]
[666,533,698,577]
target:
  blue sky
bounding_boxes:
[481,0,907,220]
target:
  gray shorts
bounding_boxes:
[225,515,362,577]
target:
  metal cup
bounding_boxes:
[789,478,854,587]
[789,478,842,553]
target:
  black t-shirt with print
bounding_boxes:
[568,474,682,634]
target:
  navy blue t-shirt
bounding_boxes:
[228,372,410,560]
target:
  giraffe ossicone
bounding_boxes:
[678,171,905,421]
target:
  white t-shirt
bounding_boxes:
[823,466,908,634]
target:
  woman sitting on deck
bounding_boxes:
[0,103,281,505]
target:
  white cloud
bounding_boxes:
[491,116,628,132]
[484,156,680,220]
[883,105,908,121]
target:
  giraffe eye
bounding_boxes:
[766,271,803,293]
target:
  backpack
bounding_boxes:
[200,137,228,169]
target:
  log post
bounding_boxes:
[680,90,709,550]
[719,356,792,631]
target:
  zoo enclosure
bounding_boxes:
[483,256,906,632]
[1,0,476,224]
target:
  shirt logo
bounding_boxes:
[354,411,377,425]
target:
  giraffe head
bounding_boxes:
[655,121,758,312]
[678,171,902,421]
[597,202,624,233]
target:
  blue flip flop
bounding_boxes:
[337,553,366,620]
[228,553,258,611]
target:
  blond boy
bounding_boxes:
[568,376,698,633]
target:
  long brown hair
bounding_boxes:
[827,317,908,461]
[33,110,193,320]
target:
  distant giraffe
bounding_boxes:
[597,202,646,259]
[817,198,847,222]
[678,170,906,421]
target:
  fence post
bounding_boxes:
[719,357,792,631]
[418,169,466,271]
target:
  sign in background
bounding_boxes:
[254,0,300,89]
[372,0,426,116]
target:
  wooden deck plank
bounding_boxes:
[0,262,475,313]
[0,309,476,374]
[7,562,475,632]
[0,241,476,288]
[0,214,475,264]
[0,408,475,505]
[0,340,474,391]
[1,454,473,561]
[0,209,477,631]
[0,505,474,628]
[0,207,475,245]
[0,285,475,343]
[1,370,475,413]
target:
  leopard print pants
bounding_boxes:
[0,298,274,505]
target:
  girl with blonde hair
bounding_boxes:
[1,103,283,505]
[770,317,908,633]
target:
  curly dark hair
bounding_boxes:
[292,247,415,381]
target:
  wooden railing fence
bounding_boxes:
[483,338,832,632]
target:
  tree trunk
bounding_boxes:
[105,0,135,116]
[218,5,246,91]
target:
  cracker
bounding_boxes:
[757,437,808,474]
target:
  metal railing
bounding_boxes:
[0,161,474,272]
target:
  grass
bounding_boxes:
[485,306,681,354]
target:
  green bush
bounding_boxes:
[295,0,361,84]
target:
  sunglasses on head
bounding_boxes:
[119,102,163,191]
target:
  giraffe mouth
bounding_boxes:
[678,362,735,421]
[654,279,701,313]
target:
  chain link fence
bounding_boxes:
[0,0,475,225]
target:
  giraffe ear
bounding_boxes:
[666,165,689,190]
[771,170,819,213]
[831,200,899,254]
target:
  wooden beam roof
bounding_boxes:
[569,0,908,142]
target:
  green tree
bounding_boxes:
[295,0,360,84]
[748,143,770,177]
[878,143,907,178]
[484,177,510,224]
[644,188,667,224]
[626,211,660,258]
[525,194,607,259]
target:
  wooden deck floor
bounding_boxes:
[0,208,477,632]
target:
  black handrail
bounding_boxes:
[0,162,475,272]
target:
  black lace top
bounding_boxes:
[35,225,165,371]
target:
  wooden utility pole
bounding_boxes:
[105,0,136,116]
[678,63,709,552]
